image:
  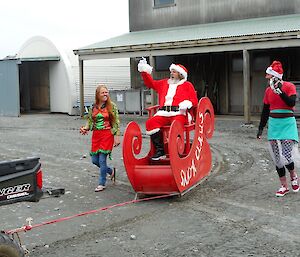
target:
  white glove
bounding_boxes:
[273,87,283,95]
[269,77,283,95]
[179,100,192,110]
[137,58,153,74]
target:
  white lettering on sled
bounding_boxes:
[180,159,197,186]
[180,112,205,187]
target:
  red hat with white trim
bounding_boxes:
[169,64,188,80]
[266,61,283,79]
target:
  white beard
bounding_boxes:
[168,78,180,84]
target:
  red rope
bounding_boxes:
[4,194,173,235]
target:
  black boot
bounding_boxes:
[150,131,166,161]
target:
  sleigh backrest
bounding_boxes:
[146,105,197,156]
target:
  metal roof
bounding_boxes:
[0,56,60,62]
[74,14,300,59]
[19,56,60,62]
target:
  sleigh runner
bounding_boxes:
[122,97,215,196]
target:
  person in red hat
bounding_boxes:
[138,58,198,161]
[257,60,300,196]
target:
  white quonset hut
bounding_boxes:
[17,36,76,115]
[0,36,130,117]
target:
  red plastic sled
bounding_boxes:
[122,97,215,196]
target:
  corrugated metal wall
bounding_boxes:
[128,0,300,115]
[0,59,20,117]
[73,58,131,104]
[129,0,300,31]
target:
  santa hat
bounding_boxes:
[266,61,283,79]
[169,64,188,80]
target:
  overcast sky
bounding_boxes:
[0,0,129,59]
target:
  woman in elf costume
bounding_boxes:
[80,84,120,192]
[257,61,299,197]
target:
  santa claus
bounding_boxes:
[138,58,198,161]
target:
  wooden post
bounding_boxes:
[243,50,251,124]
[79,59,84,117]
[149,55,157,106]
[224,55,229,114]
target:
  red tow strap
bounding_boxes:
[4,194,173,235]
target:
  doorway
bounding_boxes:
[19,61,50,113]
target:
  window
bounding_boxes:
[154,0,175,8]
[155,56,175,71]
[232,57,243,72]
[253,56,270,72]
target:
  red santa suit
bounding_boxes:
[139,63,198,135]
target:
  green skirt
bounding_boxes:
[267,110,298,142]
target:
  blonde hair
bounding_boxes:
[94,84,115,125]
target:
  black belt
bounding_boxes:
[159,106,179,112]
[270,113,294,118]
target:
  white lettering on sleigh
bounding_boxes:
[180,112,204,187]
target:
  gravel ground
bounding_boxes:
[0,113,300,257]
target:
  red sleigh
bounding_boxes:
[122,97,215,197]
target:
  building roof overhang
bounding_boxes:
[19,56,60,62]
[74,14,300,60]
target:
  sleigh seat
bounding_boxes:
[146,105,197,161]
